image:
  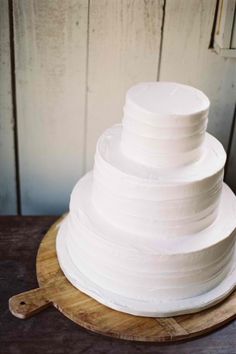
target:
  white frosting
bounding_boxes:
[93,125,225,236]
[59,172,236,304]
[122,82,209,167]
[57,221,236,316]
[56,81,236,316]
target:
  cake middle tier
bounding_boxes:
[92,125,226,237]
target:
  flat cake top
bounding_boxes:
[125,82,210,120]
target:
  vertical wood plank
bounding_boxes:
[13,0,88,214]
[0,0,17,214]
[231,10,236,48]
[85,0,163,170]
[160,0,236,150]
[225,107,236,193]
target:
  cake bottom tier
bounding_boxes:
[56,172,236,317]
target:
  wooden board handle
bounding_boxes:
[9,288,52,319]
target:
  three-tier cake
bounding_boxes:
[57,82,236,316]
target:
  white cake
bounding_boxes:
[57,82,236,317]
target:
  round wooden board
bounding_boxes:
[12,217,236,342]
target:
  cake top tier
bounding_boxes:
[124,82,210,123]
[121,82,210,168]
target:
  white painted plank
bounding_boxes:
[0,0,17,214]
[13,0,88,214]
[160,0,236,150]
[85,0,163,170]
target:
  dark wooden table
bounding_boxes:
[1,216,236,354]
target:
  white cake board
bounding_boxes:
[57,217,236,317]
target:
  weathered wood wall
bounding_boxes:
[160,0,236,150]
[13,0,88,214]
[86,0,163,170]
[0,0,17,214]
[1,0,236,215]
